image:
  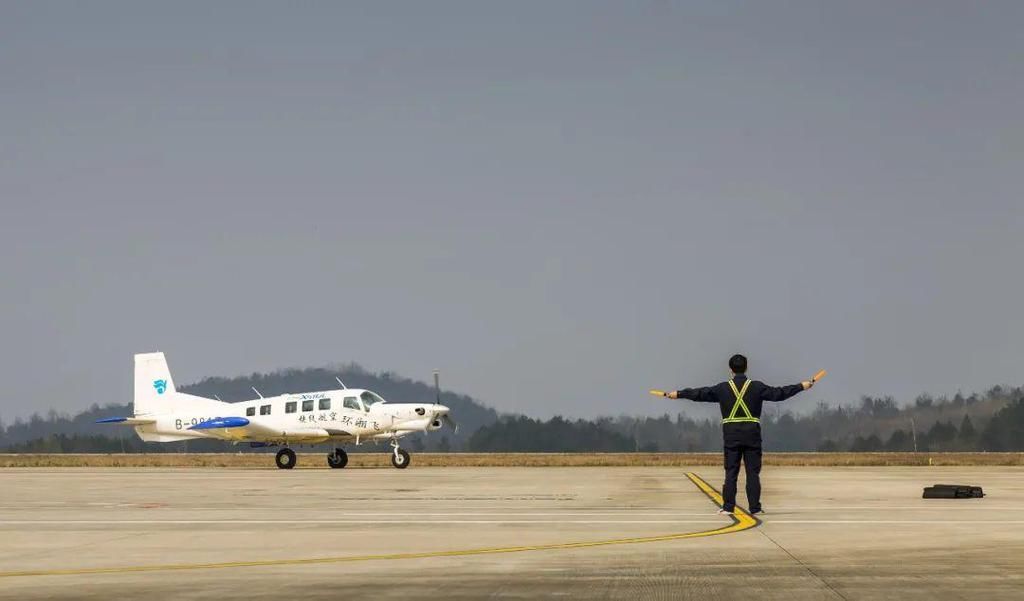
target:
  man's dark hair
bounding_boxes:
[729,354,747,374]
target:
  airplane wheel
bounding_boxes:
[275,448,296,470]
[391,448,410,469]
[327,448,348,469]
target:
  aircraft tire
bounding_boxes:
[275,448,297,470]
[391,448,410,469]
[327,448,348,469]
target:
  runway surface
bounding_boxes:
[1,466,1021,599]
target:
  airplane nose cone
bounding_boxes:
[435,405,450,415]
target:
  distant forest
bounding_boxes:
[2,364,1022,453]
[469,390,1023,453]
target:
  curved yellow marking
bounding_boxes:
[0,472,757,579]
[685,472,760,528]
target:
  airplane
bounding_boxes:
[98,352,457,469]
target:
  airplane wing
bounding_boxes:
[95,417,157,425]
[188,417,331,443]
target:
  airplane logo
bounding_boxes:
[153,379,168,395]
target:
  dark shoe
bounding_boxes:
[750,508,765,516]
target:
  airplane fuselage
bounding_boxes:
[135,388,444,445]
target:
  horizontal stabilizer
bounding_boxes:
[96,417,157,425]
[189,417,250,430]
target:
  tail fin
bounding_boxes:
[134,352,177,416]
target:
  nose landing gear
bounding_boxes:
[390,439,410,469]
[275,448,296,469]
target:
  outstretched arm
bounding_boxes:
[668,387,718,403]
[761,380,814,403]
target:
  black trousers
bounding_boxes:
[722,423,763,512]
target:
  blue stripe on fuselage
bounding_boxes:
[189,417,250,430]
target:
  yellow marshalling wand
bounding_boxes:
[648,389,668,397]
[812,369,827,383]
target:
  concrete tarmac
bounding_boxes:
[0,465,1021,600]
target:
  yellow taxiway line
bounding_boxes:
[0,472,757,579]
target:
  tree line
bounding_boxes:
[2,364,1021,453]
[467,387,1023,452]
[0,363,496,453]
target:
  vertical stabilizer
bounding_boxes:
[134,352,176,416]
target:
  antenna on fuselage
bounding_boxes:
[335,376,347,389]
[251,386,264,399]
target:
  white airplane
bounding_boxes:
[98,352,456,469]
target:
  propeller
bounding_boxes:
[434,370,441,406]
[433,370,458,433]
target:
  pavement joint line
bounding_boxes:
[757,526,849,601]
[1,519,1018,525]
[1,507,1012,512]
[0,519,727,525]
[755,519,1022,524]
[0,472,758,580]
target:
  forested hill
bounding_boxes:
[0,364,499,451]
[183,363,500,445]
[3,367,1022,453]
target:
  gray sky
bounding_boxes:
[2,1,1022,421]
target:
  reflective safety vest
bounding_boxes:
[723,379,759,424]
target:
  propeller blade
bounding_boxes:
[433,370,441,405]
[442,414,459,434]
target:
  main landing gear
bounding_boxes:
[390,439,410,469]
[327,448,348,469]
[275,448,296,470]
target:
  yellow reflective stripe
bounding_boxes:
[726,380,752,418]
[724,380,756,424]
[726,381,740,419]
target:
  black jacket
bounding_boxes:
[675,375,804,424]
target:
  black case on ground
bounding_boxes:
[922,484,984,499]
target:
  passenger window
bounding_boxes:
[260,405,271,415]
[246,407,255,417]
[285,401,297,414]
[319,398,331,410]
[302,400,314,412]
[343,397,360,411]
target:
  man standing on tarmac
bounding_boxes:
[667,354,814,516]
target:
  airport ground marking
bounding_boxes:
[0,472,757,580]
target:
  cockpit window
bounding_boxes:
[360,391,384,409]
[343,397,361,411]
